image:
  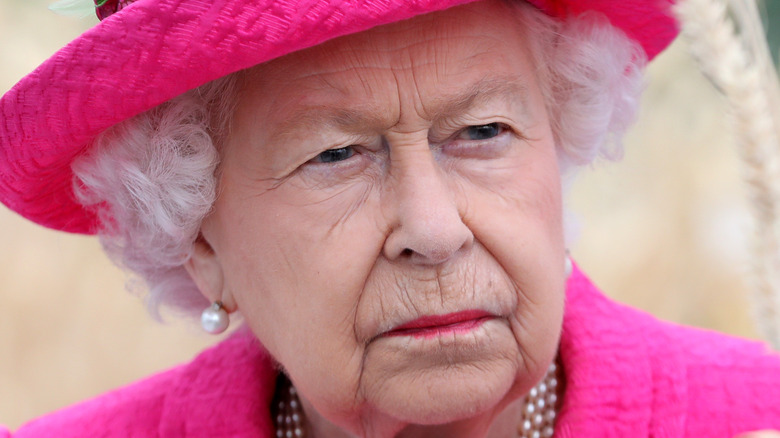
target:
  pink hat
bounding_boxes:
[0,0,677,234]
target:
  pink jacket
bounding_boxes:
[6,266,780,437]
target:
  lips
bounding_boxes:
[383,310,495,339]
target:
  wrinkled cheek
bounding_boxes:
[464,181,563,270]
[461,177,565,355]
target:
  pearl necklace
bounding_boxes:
[517,362,559,438]
[274,362,560,438]
[274,379,305,438]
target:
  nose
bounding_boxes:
[382,142,474,265]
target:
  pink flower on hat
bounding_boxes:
[94,0,136,20]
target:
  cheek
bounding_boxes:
[211,181,390,417]
[461,143,565,361]
[463,143,564,266]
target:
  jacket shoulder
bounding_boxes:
[11,366,180,438]
[656,320,780,436]
[560,266,780,437]
[8,330,277,438]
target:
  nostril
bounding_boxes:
[401,248,414,257]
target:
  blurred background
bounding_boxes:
[1,0,778,431]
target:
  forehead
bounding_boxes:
[232,0,540,134]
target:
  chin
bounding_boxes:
[363,356,519,426]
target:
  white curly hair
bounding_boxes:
[72,1,646,320]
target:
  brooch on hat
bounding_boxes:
[94,0,136,20]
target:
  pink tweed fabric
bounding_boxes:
[0,0,678,234]
[4,265,780,437]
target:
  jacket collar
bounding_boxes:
[159,328,277,437]
[555,264,687,436]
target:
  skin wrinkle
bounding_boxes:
[317,180,374,236]
[269,76,532,153]
[340,181,375,232]
[405,50,430,126]
[437,263,452,309]
[364,247,516,343]
[389,68,408,134]
[460,239,543,380]
[399,271,423,322]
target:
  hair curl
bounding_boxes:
[72,2,646,320]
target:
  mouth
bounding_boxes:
[382,310,495,339]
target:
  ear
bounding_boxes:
[184,234,235,311]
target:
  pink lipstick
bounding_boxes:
[384,310,494,339]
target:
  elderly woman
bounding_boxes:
[2,0,780,436]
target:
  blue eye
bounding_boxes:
[316,147,355,163]
[461,123,503,140]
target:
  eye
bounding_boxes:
[457,123,504,141]
[313,146,355,163]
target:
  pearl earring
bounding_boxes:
[565,251,572,278]
[201,301,229,334]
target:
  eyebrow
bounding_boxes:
[270,75,531,141]
[426,76,531,121]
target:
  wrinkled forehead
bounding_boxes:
[231,0,541,133]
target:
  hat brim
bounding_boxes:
[0,0,677,234]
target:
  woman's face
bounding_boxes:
[191,0,566,435]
